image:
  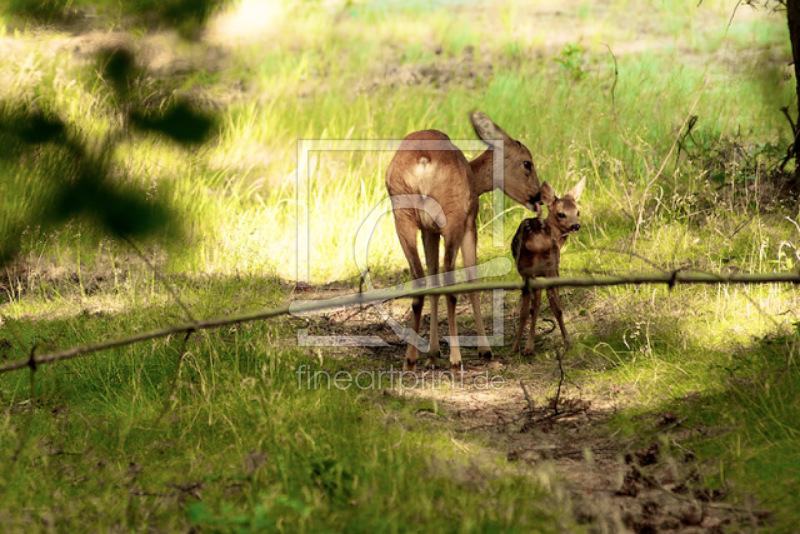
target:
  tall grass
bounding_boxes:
[2,0,791,282]
[1,0,798,530]
[0,288,574,531]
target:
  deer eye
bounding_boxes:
[577,211,580,216]
[523,161,532,171]
[557,212,566,219]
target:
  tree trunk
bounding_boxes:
[787,0,800,189]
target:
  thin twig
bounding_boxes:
[588,246,671,273]
[122,236,196,323]
[0,270,798,375]
[781,106,797,136]
[537,316,557,336]
[330,304,374,325]
[780,144,794,173]
[553,348,566,415]
[520,379,534,412]
[155,330,194,425]
[633,78,708,251]
[723,0,744,40]
[779,106,800,173]
[676,114,699,164]
[604,45,654,174]
[629,462,769,516]
[5,344,38,491]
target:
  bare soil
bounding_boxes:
[298,286,771,533]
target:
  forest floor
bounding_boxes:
[296,287,777,532]
[0,0,798,531]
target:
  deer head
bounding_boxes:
[540,177,585,238]
[470,111,541,210]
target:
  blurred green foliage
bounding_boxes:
[130,99,216,145]
[2,0,72,24]
[554,43,588,81]
[96,47,141,103]
[0,45,218,268]
[0,102,172,265]
[2,0,230,38]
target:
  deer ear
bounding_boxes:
[566,176,586,202]
[470,111,510,148]
[539,182,555,205]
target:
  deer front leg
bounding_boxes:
[512,288,531,354]
[397,225,426,372]
[523,289,542,356]
[443,238,462,372]
[546,286,570,349]
[422,231,441,368]
[462,222,492,359]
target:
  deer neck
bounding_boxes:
[468,149,496,196]
[545,214,569,249]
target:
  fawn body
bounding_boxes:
[511,178,585,355]
[385,112,541,372]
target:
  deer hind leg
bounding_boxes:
[396,225,426,372]
[546,286,571,349]
[421,230,441,368]
[462,222,492,359]
[523,288,542,356]
[442,237,462,372]
[512,286,531,354]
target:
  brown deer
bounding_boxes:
[385,112,541,372]
[511,177,585,355]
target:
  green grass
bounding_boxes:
[1,0,799,531]
[599,324,800,528]
[0,285,572,532]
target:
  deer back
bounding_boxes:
[385,130,478,235]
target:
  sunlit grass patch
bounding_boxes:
[0,0,798,530]
[4,0,791,282]
[0,304,573,531]
[602,327,800,530]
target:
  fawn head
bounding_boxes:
[540,177,586,237]
[470,111,541,210]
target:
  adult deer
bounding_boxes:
[385,112,541,372]
[511,177,585,355]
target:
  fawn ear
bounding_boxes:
[566,176,586,202]
[539,182,555,205]
[470,111,510,148]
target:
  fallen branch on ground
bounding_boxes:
[0,269,798,375]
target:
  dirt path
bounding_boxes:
[403,362,758,533]
[300,288,768,532]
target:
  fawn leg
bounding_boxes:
[523,289,542,355]
[512,289,531,354]
[546,286,571,348]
